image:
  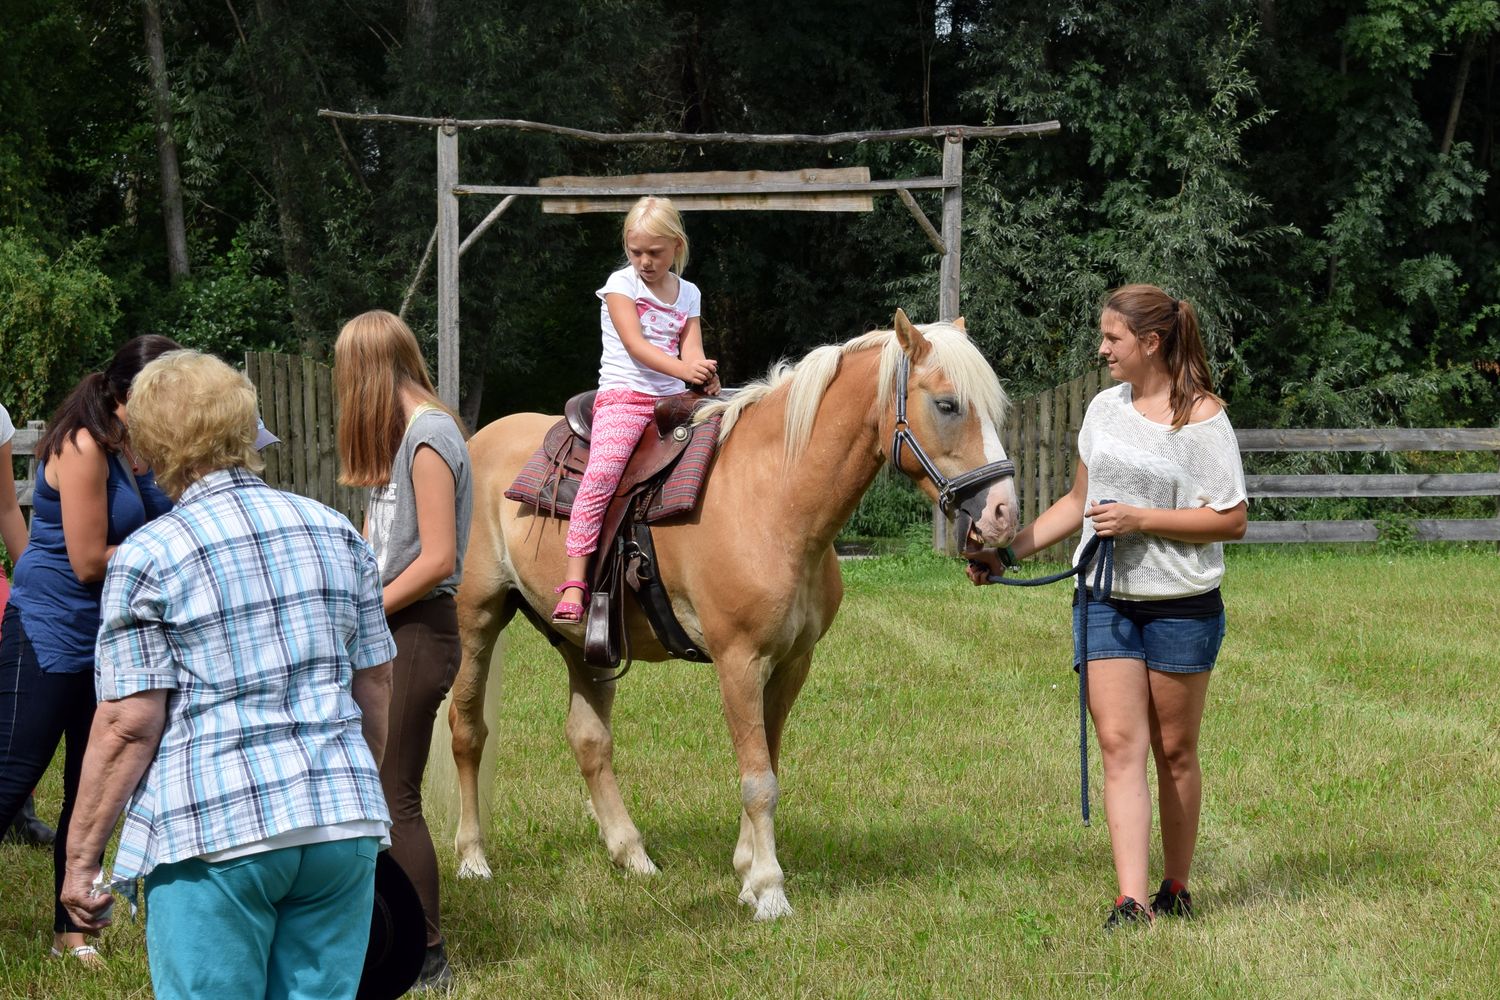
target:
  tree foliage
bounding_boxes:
[0,0,1494,435]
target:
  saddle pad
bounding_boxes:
[505,414,721,522]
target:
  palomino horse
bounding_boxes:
[450,310,1019,920]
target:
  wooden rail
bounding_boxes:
[990,372,1500,555]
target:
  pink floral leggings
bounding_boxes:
[565,388,658,558]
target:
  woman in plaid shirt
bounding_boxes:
[60,351,396,1000]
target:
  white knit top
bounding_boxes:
[1075,383,1247,600]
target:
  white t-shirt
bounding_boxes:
[596,265,702,395]
[1075,383,1248,600]
[0,404,13,447]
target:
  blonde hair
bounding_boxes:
[127,351,263,499]
[334,309,463,487]
[622,196,689,272]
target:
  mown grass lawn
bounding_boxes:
[3,545,1497,999]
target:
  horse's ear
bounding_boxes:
[893,309,931,361]
[953,315,966,332]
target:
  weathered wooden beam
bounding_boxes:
[938,134,962,322]
[1245,473,1500,497]
[435,126,460,410]
[457,177,949,199]
[897,188,945,255]
[1236,428,1500,451]
[1237,518,1500,543]
[538,168,874,213]
[400,225,438,320]
[1239,520,1379,542]
[317,109,1061,146]
[460,195,518,253]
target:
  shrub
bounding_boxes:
[840,470,935,540]
[0,228,118,421]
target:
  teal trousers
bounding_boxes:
[144,836,379,1000]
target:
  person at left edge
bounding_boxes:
[59,350,396,1000]
[0,335,179,967]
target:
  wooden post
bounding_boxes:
[938,132,963,322]
[436,125,460,411]
[932,132,965,548]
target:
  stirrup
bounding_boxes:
[551,580,591,624]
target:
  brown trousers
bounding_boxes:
[380,594,461,948]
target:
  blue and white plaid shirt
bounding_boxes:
[96,468,396,879]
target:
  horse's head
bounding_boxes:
[886,309,1019,548]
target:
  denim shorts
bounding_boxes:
[1072,597,1226,674]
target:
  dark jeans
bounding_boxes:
[0,602,100,934]
[380,594,461,949]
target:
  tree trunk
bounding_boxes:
[142,0,190,284]
[1440,33,1479,155]
[242,0,320,352]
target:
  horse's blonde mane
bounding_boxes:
[695,322,1008,468]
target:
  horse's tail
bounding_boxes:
[424,633,506,839]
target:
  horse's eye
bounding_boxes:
[935,398,960,416]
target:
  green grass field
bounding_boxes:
[3,545,1498,999]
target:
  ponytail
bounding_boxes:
[1102,284,1220,431]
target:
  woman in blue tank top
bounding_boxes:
[0,335,178,966]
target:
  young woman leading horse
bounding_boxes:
[449,311,1019,920]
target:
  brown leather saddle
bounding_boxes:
[504,390,721,674]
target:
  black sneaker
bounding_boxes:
[413,940,454,992]
[1104,895,1153,930]
[1149,878,1194,918]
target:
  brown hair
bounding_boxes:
[333,310,464,487]
[127,351,263,498]
[37,334,182,462]
[1102,284,1221,430]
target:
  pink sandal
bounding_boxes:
[551,580,590,624]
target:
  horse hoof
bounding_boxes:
[456,854,493,880]
[752,888,793,921]
[615,850,659,876]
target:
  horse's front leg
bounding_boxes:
[720,651,793,920]
[561,644,658,875]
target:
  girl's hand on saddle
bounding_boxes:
[680,358,717,387]
[963,547,1005,586]
[1085,500,1143,538]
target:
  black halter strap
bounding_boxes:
[890,353,1015,516]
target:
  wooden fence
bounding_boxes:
[244,352,362,523]
[9,356,360,525]
[970,369,1500,558]
[12,421,43,509]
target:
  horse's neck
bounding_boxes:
[728,351,887,551]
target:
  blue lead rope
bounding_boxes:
[979,509,1116,826]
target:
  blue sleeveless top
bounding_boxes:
[12,452,172,673]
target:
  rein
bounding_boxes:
[977,515,1117,827]
[890,354,1015,518]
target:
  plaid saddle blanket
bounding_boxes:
[503,412,721,523]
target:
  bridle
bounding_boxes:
[889,352,1016,522]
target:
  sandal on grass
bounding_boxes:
[50,944,106,969]
[551,580,590,624]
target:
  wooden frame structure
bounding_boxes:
[318,110,1060,408]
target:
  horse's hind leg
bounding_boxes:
[561,645,658,875]
[451,587,517,879]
